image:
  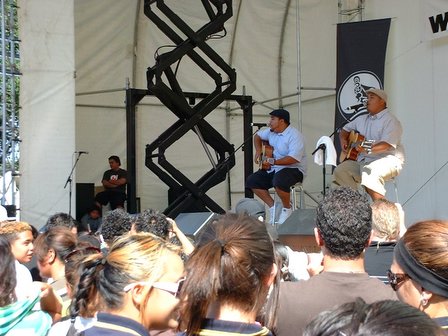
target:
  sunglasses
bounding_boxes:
[123,277,186,298]
[387,269,411,291]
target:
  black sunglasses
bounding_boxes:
[387,269,411,291]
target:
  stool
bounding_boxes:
[290,182,304,210]
[269,182,304,225]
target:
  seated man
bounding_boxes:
[245,109,307,225]
[95,155,127,210]
[333,88,404,200]
[274,187,396,336]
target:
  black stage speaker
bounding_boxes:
[175,212,217,239]
[76,183,95,221]
[277,208,319,253]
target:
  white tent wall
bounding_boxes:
[74,0,339,215]
[365,0,448,223]
[18,0,448,227]
[18,0,75,228]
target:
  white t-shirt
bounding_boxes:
[14,260,33,300]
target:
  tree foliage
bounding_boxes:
[0,0,20,173]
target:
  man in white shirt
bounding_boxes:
[333,88,404,200]
[246,109,307,224]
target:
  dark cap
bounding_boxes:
[270,109,290,124]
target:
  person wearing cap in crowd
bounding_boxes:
[333,88,404,200]
[246,109,307,225]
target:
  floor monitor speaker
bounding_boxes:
[277,208,319,253]
[174,212,217,240]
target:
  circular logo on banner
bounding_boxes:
[337,71,383,122]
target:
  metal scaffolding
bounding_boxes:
[338,0,365,23]
[0,0,20,217]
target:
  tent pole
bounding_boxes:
[295,0,302,132]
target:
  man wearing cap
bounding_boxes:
[333,88,404,200]
[246,109,307,225]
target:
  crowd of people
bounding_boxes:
[0,185,447,335]
[0,89,445,334]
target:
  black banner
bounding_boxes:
[334,18,391,158]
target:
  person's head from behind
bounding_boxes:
[371,199,400,241]
[133,208,170,239]
[72,233,183,330]
[0,235,17,307]
[273,240,291,281]
[108,155,121,170]
[234,198,266,221]
[0,221,34,264]
[179,213,278,334]
[315,187,372,260]
[64,243,101,311]
[34,226,78,279]
[44,212,78,234]
[101,208,132,244]
[390,220,448,316]
[303,298,443,336]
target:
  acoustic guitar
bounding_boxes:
[340,131,374,162]
[260,140,274,170]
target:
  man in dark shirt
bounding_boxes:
[274,187,396,336]
[95,155,127,210]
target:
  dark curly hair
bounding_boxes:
[316,187,371,259]
[134,209,170,239]
[100,208,132,242]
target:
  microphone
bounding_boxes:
[75,151,89,154]
[251,122,269,128]
[345,103,366,111]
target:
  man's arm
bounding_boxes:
[102,171,127,188]
[108,177,127,186]
[254,134,263,164]
[366,141,394,155]
[339,129,350,152]
[272,156,298,166]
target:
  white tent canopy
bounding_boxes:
[18,0,448,228]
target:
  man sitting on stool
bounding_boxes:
[246,109,307,225]
[333,88,404,200]
[95,155,128,210]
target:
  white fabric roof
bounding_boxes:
[18,0,448,227]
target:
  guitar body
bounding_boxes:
[340,131,373,162]
[260,140,274,170]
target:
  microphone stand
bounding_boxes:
[311,143,327,197]
[312,106,367,198]
[64,152,83,217]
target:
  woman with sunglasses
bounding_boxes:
[71,233,184,336]
[178,213,278,336]
[389,220,448,330]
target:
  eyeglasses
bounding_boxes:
[387,269,411,291]
[123,277,186,298]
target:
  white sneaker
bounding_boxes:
[278,207,292,224]
[269,205,276,225]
